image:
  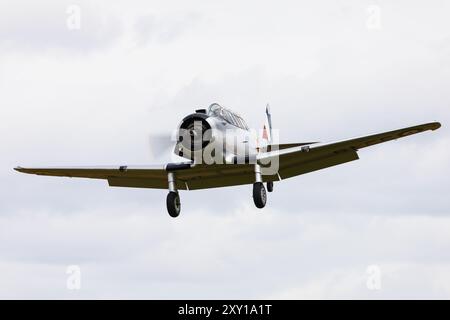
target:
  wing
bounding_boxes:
[15,122,441,190]
[179,122,440,189]
[14,163,192,190]
[14,161,257,191]
[267,142,318,150]
[257,121,441,180]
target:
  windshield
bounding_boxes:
[208,103,222,117]
[207,103,248,130]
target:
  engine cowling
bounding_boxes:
[175,113,213,161]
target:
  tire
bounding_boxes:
[267,181,273,192]
[253,182,267,208]
[166,192,181,218]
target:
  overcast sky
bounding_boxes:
[0,0,449,299]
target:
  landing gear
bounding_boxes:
[166,191,181,218]
[267,181,273,192]
[253,164,267,209]
[253,182,267,208]
[167,172,181,218]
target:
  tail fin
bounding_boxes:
[257,104,273,153]
[263,103,273,144]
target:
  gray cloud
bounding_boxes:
[1,207,450,299]
[134,12,202,46]
[0,0,449,299]
[0,1,122,53]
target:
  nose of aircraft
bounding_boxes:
[177,114,213,154]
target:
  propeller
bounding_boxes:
[148,131,178,162]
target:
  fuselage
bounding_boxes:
[174,103,257,164]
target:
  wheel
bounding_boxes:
[253,182,267,208]
[267,181,273,192]
[166,192,181,217]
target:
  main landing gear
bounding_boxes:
[253,182,267,208]
[252,164,273,209]
[166,165,276,217]
[166,172,181,218]
[166,191,181,218]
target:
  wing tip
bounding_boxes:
[14,167,33,174]
[430,121,441,130]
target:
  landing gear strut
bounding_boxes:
[166,172,181,218]
[253,164,267,209]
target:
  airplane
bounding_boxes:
[15,103,441,218]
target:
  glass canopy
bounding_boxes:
[207,103,248,130]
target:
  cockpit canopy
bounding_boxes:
[207,103,249,130]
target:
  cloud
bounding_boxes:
[0,0,449,298]
[0,1,122,53]
[134,12,202,46]
[1,206,450,298]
